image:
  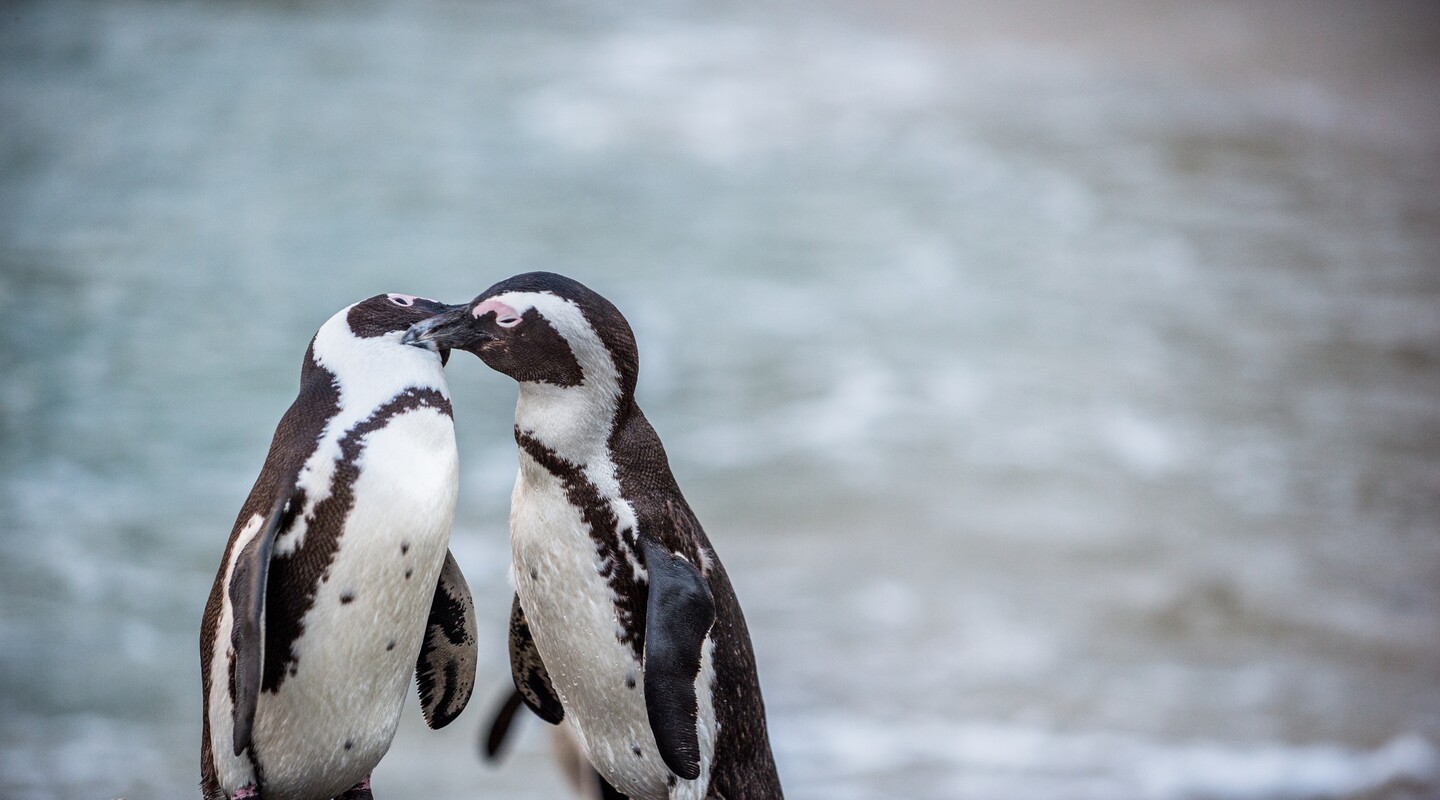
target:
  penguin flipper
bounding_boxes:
[508,594,564,725]
[415,549,478,729]
[640,538,716,782]
[228,494,289,756]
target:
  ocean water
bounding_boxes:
[2,1,1439,799]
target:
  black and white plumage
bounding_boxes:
[200,294,478,800]
[406,273,784,800]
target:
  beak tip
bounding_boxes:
[402,306,473,351]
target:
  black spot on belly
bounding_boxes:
[400,542,409,555]
[344,738,353,751]
[625,674,637,689]
[386,639,396,651]
[668,775,677,788]
[529,568,538,580]
[340,591,355,604]
[632,744,642,757]
[404,568,413,580]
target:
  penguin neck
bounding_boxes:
[513,379,642,542]
[514,378,632,468]
[319,310,443,394]
[310,312,449,428]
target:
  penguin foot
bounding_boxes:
[334,776,373,800]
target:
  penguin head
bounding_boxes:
[351,293,465,365]
[404,272,638,396]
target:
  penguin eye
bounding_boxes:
[387,295,415,307]
[496,315,523,328]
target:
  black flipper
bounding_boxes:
[229,494,291,756]
[640,538,716,781]
[416,549,478,729]
[508,594,564,725]
[482,688,526,760]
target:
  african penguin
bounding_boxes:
[200,294,479,800]
[406,273,784,800]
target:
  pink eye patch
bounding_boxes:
[387,293,420,307]
[473,299,524,328]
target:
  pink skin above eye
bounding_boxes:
[473,299,523,328]
[387,293,420,307]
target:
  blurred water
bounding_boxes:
[2,1,1439,799]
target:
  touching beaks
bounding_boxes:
[403,304,491,351]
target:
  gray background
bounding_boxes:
[2,1,1438,798]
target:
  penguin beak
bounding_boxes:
[403,305,492,352]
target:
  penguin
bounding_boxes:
[199,294,479,800]
[405,273,784,800]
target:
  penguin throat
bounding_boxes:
[513,378,628,466]
[311,308,450,417]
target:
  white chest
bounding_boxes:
[211,408,459,799]
[508,453,715,800]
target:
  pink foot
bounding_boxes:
[335,776,373,800]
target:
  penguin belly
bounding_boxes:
[238,409,458,799]
[510,463,716,800]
